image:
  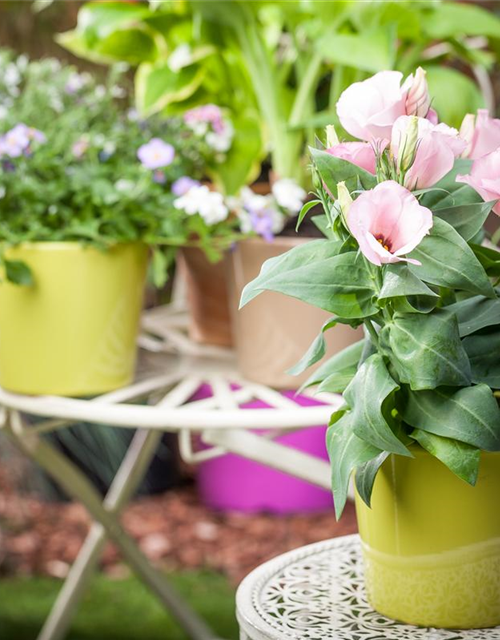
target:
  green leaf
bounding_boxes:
[302,339,364,392]
[463,331,500,388]
[344,354,410,456]
[379,264,438,301]
[446,295,500,337]
[411,430,480,486]
[150,248,168,289]
[423,3,500,39]
[287,317,336,376]
[403,384,500,451]
[135,61,205,116]
[327,409,383,519]
[355,452,390,508]
[471,244,500,278]
[4,260,34,286]
[408,217,495,298]
[380,309,471,390]
[310,147,376,199]
[296,200,320,232]
[311,214,335,239]
[95,29,157,64]
[316,26,395,73]
[434,201,496,242]
[419,159,477,210]
[240,242,378,319]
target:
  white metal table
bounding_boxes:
[236,534,500,640]
[0,304,341,640]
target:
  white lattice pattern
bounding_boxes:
[237,535,500,640]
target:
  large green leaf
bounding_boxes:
[4,259,34,286]
[355,452,390,508]
[310,147,376,199]
[240,242,378,319]
[380,309,471,390]
[379,264,438,301]
[344,354,410,456]
[403,384,500,451]
[446,296,500,337]
[471,244,500,278]
[94,29,157,64]
[408,217,495,298]
[434,201,496,242]
[463,331,500,388]
[316,26,395,73]
[135,61,205,116]
[419,159,477,210]
[327,410,383,519]
[423,3,500,39]
[410,430,480,486]
[302,339,364,392]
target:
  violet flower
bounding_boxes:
[137,138,175,170]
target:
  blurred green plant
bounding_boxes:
[60,0,500,192]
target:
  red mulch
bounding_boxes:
[0,472,357,585]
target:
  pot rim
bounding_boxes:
[4,240,147,252]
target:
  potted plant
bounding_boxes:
[241,67,500,628]
[0,52,208,396]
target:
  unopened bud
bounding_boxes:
[406,67,431,118]
[337,181,353,222]
[459,113,476,158]
[398,115,419,173]
[326,124,339,149]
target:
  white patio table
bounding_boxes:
[236,534,500,640]
[0,303,341,640]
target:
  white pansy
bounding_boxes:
[272,178,306,214]
[168,44,192,72]
[174,185,228,225]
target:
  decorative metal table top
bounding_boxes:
[236,534,500,640]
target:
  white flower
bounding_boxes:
[4,63,21,88]
[95,85,106,99]
[65,72,88,94]
[0,186,6,199]
[271,178,306,214]
[0,106,8,120]
[111,85,126,99]
[206,120,234,153]
[16,55,28,72]
[168,44,192,72]
[174,185,228,225]
[115,179,135,193]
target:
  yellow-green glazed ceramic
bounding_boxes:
[355,446,500,629]
[0,242,148,396]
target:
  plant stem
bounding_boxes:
[364,318,380,350]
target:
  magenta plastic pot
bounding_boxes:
[193,384,333,514]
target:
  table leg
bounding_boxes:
[4,411,221,640]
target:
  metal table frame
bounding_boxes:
[0,305,341,640]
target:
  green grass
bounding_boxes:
[0,570,239,640]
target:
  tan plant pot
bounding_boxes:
[227,237,363,389]
[178,247,233,348]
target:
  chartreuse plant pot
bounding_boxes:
[355,446,500,629]
[0,242,148,396]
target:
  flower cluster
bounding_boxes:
[172,177,306,241]
[184,104,234,156]
[242,66,500,519]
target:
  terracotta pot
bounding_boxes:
[178,247,233,348]
[227,237,363,389]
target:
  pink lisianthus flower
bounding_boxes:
[391,116,466,190]
[326,142,377,174]
[137,138,175,170]
[347,180,433,266]
[456,149,500,216]
[336,67,433,142]
[459,109,500,160]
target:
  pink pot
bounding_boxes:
[193,384,333,514]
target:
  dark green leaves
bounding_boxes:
[408,217,495,298]
[344,354,410,456]
[403,384,500,451]
[326,410,382,519]
[446,296,500,337]
[463,331,500,388]
[4,259,34,286]
[380,309,471,390]
[240,241,378,319]
[355,452,390,507]
[302,339,364,393]
[379,264,438,301]
[434,201,496,242]
[410,429,480,486]
[310,147,376,199]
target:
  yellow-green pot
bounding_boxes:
[0,242,148,396]
[355,447,500,629]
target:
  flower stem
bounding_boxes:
[364,318,380,349]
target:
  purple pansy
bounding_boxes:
[0,123,46,158]
[137,138,175,170]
